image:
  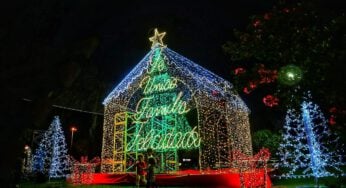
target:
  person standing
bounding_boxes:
[135,154,147,187]
[146,148,157,188]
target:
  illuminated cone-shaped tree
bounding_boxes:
[277,94,344,179]
[32,127,53,175]
[127,46,199,172]
[32,116,70,178]
[48,117,70,178]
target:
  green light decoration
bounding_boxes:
[127,125,200,151]
[140,74,178,95]
[278,64,303,86]
[101,29,252,174]
[131,47,197,152]
[134,91,191,120]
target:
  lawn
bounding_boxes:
[271,176,346,188]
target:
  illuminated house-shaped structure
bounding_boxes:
[101,29,252,173]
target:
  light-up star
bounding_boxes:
[149,28,166,48]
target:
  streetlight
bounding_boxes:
[70,127,77,148]
[24,145,30,151]
[23,145,31,173]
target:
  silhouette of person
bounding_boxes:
[135,154,147,186]
[146,148,157,188]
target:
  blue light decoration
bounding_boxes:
[101,29,252,173]
[32,116,70,178]
[32,142,48,174]
[276,92,345,179]
[103,47,240,105]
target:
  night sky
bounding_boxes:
[1,0,343,185]
[54,0,275,84]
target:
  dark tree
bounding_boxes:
[223,0,346,131]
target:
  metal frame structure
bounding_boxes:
[101,34,252,173]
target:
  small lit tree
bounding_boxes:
[277,94,344,180]
[32,116,70,178]
[32,127,53,175]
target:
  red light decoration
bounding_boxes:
[234,67,246,75]
[328,107,339,125]
[243,87,251,94]
[258,65,278,84]
[243,81,259,94]
[253,20,261,27]
[264,13,271,20]
[80,149,272,187]
[249,81,258,89]
[232,148,271,187]
[262,95,279,107]
[86,170,271,187]
[329,116,336,125]
[70,156,101,185]
[329,107,337,113]
[212,90,219,97]
[282,8,290,13]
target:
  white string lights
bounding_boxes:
[276,93,345,179]
[32,116,70,178]
[101,29,252,173]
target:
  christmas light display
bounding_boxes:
[257,64,277,84]
[276,94,344,179]
[328,106,340,125]
[71,156,101,184]
[234,67,246,75]
[232,148,270,187]
[101,29,252,173]
[237,64,277,95]
[278,64,302,86]
[32,116,70,178]
[262,94,279,107]
[149,28,166,49]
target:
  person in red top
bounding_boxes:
[135,154,147,187]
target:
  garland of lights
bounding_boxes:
[276,93,345,179]
[101,29,252,173]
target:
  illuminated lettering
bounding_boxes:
[127,123,201,152]
[147,49,166,74]
[140,75,178,94]
[134,92,190,120]
[127,46,199,154]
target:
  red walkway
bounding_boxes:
[76,169,271,187]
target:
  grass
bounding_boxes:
[271,176,346,188]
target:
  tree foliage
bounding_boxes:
[252,129,281,158]
[223,0,346,129]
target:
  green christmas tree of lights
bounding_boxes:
[127,45,200,172]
